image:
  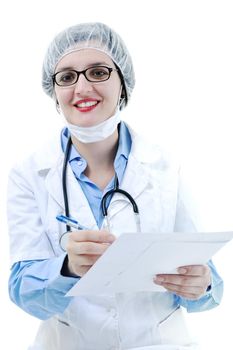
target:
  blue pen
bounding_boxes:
[56,214,88,230]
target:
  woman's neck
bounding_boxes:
[71,129,119,173]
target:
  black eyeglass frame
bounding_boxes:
[52,65,118,87]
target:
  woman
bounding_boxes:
[7,22,223,350]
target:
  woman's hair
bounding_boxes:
[42,22,135,109]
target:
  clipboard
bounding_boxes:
[66,231,233,296]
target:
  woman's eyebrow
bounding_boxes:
[57,62,112,71]
[86,62,110,67]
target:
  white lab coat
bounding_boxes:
[8,127,200,350]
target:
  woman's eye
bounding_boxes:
[89,67,109,80]
[58,71,76,84]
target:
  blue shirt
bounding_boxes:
[8,123,223,320]
[60,122,131,228]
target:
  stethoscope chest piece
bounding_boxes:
[59,231,71,251]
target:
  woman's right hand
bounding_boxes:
[66,230,116,277]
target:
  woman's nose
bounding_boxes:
[74,73,94,94]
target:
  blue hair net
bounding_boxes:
[42,22,135,109]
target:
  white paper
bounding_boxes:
[66,231,233,296]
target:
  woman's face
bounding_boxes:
[54,49,122,127]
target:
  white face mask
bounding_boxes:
[66,108,121,143]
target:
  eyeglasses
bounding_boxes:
[53,65,118,87]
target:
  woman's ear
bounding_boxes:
[56,99,60,113]
[52,90,60,113]
[119,87,127,109]
[120,90,125,99]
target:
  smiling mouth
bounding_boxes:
[74,100,100,112]
[76,101,98,108]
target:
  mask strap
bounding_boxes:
[117,85,125,110]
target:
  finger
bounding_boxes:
[69,230,115,243]
[68,241,111,255]
[71,264,92,277]
[68,254,102,277]
[154,274,204,287]
[74,254,100,266]
[177,265,210,276]
[157,282,206,298]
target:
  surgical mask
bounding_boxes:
[66,108,121,143]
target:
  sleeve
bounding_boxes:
[8,255,79,320]
[174,259,224,312]
[173,170,224,312]
[7,164,54,264]
[7,162,79,320]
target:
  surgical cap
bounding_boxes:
[42,22,135,109]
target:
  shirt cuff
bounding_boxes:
[47,253,80,294]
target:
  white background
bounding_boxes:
[0,0,233,348]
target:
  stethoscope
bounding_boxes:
[59,136,141,251]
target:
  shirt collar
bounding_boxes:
[114,121,131,168]
[61,121,132,166]
[33,123,164,175]
[61,127,82,162]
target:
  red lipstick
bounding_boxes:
[74,98,99,113]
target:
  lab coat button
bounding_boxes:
[110,308,117,318]
[107,308,117,318]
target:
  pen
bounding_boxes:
[56,214,88,230]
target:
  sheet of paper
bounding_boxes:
[66,231,233,296]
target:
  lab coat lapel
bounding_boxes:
[45,159,97,230]
[44,158,64,210]
[108,154,150,218]
[107,125,162,219]
[66,165,97,229]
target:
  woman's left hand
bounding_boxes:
[153,265,211,300]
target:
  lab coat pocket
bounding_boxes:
[156,307,193,346]
[53,317,81,350]
[32,317,81,350]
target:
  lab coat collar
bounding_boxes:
[105,154,149,221]
[33,133,64,173]
[33,126,166,226]
[126,123,165,164]
[44,155,98,229]
[33,125,165,173]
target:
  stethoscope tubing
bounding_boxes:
[60,135,141,250]
[62,136,72,232]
